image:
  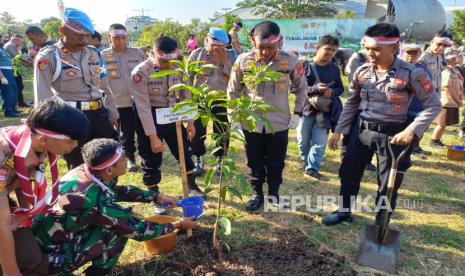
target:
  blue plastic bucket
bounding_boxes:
[176,196,204,219]
[451,145,465,151]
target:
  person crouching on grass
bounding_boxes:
[32,138,197,275]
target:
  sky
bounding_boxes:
[1,0,464,31]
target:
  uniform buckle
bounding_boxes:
[88,100,101,110]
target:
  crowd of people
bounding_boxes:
[0,4,463,276]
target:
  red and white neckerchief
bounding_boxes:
[82,146,123,196]
[1,125,66,223]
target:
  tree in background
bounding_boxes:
[223,13,241,32]
[0,12,34,36]
[237,0,337,19]
[42,18,61,41]
[451,9,465,42]
[137,19,210,51]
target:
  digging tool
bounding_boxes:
[356,139,411,273]
[176,120,192,237]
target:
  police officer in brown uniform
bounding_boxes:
[418,31,451,94]
[33,8,119,169]
[228,21,308,211]
[130,36,203,212]
[101,24,145,172]
[188,27,232,176]
[323,23,441,225]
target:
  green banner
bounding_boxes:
[239,18,377,52]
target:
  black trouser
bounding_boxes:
[117,107,137,161]
[64,108,119,169]
[15,74,26,105]
[244,129,288,197]
[341,113,376,162]
[135,107,195,187]
[191,103,229,158]
[338,120,413,215]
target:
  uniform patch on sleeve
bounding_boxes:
[133,73,142,83]
[295,61,304,76]
[38,59,49,71]
[421,79,433,93]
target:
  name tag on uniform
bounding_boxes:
[156,106,197,124]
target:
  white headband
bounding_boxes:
[109,29,128,36]
[362,36,399,46]
[89,146,123,170]
[155,51,178,60]
[34,128,70,140]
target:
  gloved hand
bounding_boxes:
[288,114,301,129]
[0,77,8,85]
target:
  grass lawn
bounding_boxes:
[3,69,464,275]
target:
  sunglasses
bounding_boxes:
[437,43,448,47]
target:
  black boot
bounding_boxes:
[246,194,264,211]
[187,173,205,196]
[322,211,354,226]
[84,266,111,276]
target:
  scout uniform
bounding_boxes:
[188,29,232,174]
[101,46,145,165]
[227,49,308,206]
[325,56,441,224]
[130,59,195,190]
[32,160,174,274]
[0,124,67,276]
[33,8,119,168]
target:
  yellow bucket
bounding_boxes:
[143,215,180,255]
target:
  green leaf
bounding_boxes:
[149,69,178,78]
[237,174,250,194]
[227,186,242,200]
[218,216,231,236]
[204,168,214,186]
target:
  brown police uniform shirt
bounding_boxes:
[418,48,445,94]
[130,59,190,136]
[33,40,118,122]
[335,57,442,138]
[101,47,146,108]
[188,47,232,91]
[227,49,308,133]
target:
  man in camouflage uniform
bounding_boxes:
[323,23,441,226]
[227,21,308,211]
[189,27,232,176]
[32,139,196,275]
[0,98,90,276]
[101,23,146,172]
[33,7,119,169]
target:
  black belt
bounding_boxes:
[361,119,406,134]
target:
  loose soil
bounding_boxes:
[114,226,357,276]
